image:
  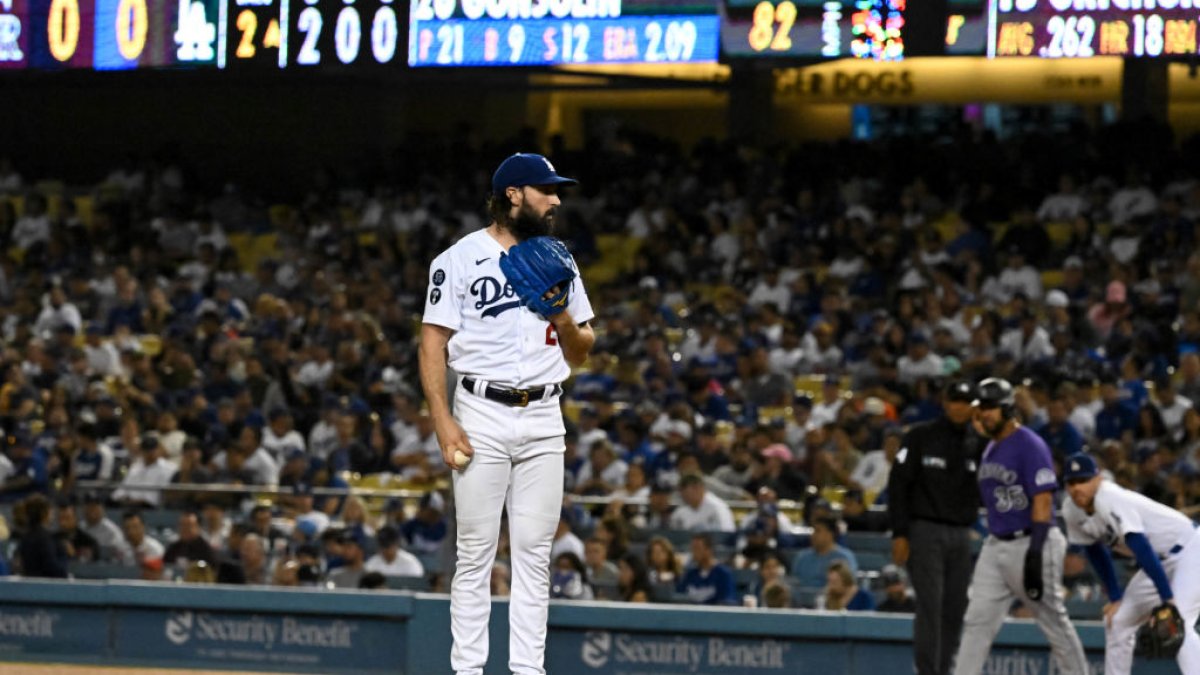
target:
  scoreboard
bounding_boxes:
[0,0,401,69]
[989,0,1200,58]
[406,0,722,66]
[0,0,986,69]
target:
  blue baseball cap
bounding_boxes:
[492,153,577,196]
[1063,454,1099,482]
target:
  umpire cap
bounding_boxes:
[973,378,1015,410]
[492,154,578,195]
[943,379,976,403]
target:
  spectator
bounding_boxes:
[668,474,735,532]
[228,532,272,585]
[198,502,230,551]
[584,538,620,599]
[364,526,423,577]
[644,481,676,529]
[54,500,99,562]
[71,423,115,484]
[81,495,123,559]
[550,552,593,600]
[327,531,367,588]
[841,489,888,532]
[617,553,652,602]
[550,509,585,562]
[575,439,628,496]
[594,516,630,561]
[111,435,177,508]
[677,534,736,606]
[791,516,857,589]
[753,551,790,604]
[163,511,217,570]
[262,409,305,462]
[875,564,916,613]
[822,560,874,611]
[748,443,807,500]
[400,491,447,555]
[247,504,288,554]
[17,495,67,578]
[1036,395,1085,462]
[116,510,164,570]
[646,536,681,586]
[358,571,387,590]
[0,433,48,503]
[761,581,792,609]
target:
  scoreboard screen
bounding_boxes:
[406,0,721,66]
[720,0,907,60]
[0,0,401,69]
[721,0,986,60]
[988,0,1200,58]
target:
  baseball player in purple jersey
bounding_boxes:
[952,378,1088,675]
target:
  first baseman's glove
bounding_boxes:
[499,236,576,318]
[1134,602,1186,659]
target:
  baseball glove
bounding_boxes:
[1134,602,1185,659]
[499,236,575,318]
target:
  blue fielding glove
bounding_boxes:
[500,236,576,318]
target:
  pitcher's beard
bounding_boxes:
[511,205,555,240]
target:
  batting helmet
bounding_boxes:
[973,378,1015,417]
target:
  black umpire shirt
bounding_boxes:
[887,416,983,537]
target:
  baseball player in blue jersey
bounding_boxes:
[1062,453,1200,673]
[953,378,1088,675]
[420,153,595,675]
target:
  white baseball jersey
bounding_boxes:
[1063,480,1196,555]
[423,229,594,388]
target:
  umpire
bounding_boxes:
[886,380,983,675]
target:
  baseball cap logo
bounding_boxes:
[1070,460,1080,471]
[541,157,555,172]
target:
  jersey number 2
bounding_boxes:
[545,325,558,346]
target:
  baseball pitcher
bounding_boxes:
[420,153,595,675]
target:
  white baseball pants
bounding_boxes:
[1104,528,1200,674]
[450,382,565,675]
[954,528,1088,675]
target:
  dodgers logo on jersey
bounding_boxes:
[471,276,521,318]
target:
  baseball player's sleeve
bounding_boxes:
[1023,436,1058,498]
[1125,532,1174,601]
[1084,543,1124,601]
[423,249,464,331]
[566,255,594,324]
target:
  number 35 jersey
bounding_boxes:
[977,426,1058,538]
[422,229,594,388]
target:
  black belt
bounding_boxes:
[994,527,1032,541]
[462,377,560,407]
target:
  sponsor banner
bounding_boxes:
[550,629,1122,675]
[114,608,406,673]
[0,604,108,658]
[549,628,845,674]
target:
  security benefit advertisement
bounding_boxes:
[114,608,406,672]
[546,629,1110,675]
[0,604,108,658]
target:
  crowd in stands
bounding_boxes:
[0,118,1199,613]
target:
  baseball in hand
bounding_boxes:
[454,450,472,469]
